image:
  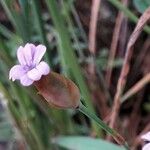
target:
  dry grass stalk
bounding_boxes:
[105,0,127,87]
[109,7,150,133]
[89,0,101,54]
[121,73,150,102]
[88,0,111,118]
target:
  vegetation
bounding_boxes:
[0,0,149,150]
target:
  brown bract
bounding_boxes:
[34,71,80,109]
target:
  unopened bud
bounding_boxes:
[34,72,80,109]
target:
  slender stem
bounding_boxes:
[78,103,115,135]
[78,102,130,150]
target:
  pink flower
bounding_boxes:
[141,131,150,150]
[9,43,50,86]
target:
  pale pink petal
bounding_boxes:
[27,68,42,81]
[33,45,46,64]
[29,43,36,59]
[9,65,26,81]
[142,143,150,150]
[17,46,26,65]
[36,61,50,75]
[141,132,150,141]
[23,43,34,66]
[20,74,34,86]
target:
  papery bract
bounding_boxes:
[9,43,50,86]
[34,72,80,109]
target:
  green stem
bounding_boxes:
[107,0,150,34]
[78,102,130,150]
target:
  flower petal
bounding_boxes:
[141,132,150,141]
[20,74,34,86]
[9,65,26,81]
[17,43,36,66]
[17,46,26,65]
[33,45,46,64]
[27,68,42,81]
[142,143,150,150]
[23,43,34,66]
[36,61,50,75]
[28,43,36,57]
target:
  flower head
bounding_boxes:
[9,43,50,86]
[141,131,150,150]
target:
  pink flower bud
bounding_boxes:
[34,72,80,109]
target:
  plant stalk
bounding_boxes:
[78,102,130,150]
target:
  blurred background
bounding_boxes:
[0,0,149,150]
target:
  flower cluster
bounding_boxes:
[141,131,150,150]
[9,43,50,86]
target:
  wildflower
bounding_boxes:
[9,43,50,86]
[9,43,80,108]
[141,131,150,150]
